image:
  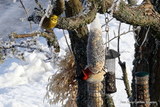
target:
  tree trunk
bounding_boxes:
[149,2,160,106]
[65,1,89,107]
[148,32,160,107]
[132,1,160,106]
[68,29,89,107]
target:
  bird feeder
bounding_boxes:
[104,48,120,94]
[86,27,105,107]
[83,28,105,83]
[88,82,104,107]
[135,72,150,107]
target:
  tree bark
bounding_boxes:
[65,1,89,107]
[148,33,160,107]
[55,0,160,39]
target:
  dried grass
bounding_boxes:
[45,51,77,107]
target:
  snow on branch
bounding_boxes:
[0,37,43,61]
[0,30,60,63]
[11,31,60,53]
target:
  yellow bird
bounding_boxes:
[42,15,58,29]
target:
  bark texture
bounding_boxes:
[65,0,89,107]
[113,1,160,33]
[55,0,160,39]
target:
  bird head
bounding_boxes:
[50,15,58,24]
[42,15,58,29]
[82,67,93,80]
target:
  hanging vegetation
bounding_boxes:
[45,51,77,107]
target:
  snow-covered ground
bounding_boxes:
[0,0,136,107]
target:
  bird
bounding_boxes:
[42,15,58,29]
[82,67,105,83]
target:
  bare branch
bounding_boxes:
[117,22,132,99]
[113,1,160,35]
[140,26,150,47]
[85,0,160,38]
[117,22,121,62]
[56,3,97,30]
[101,17,114,28]
[104,29,137,44]
[34,0,43,9]
[11,31,60,53]
[63,30,72,54]
[19,0,32,29]
[19,0,28,15]
[11,32,52,40]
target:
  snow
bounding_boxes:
[13,0,17,3]
[90,14,102,32]
[0,1,136,107]
[0,52,55,107]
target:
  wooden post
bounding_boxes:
[135,72,150,107]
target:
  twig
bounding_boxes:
[11,32,53,40]
[101,17,114,28]
[19,0,32,30]
[138,26,150,59]
[34,0,43,9]
[62,30,73,54]
[117,22,132,99]
[11,31,60,53]
[104,29,135,45]
[19,0,28,15]
[1,44,51,56]
[117,22,121,61]
[140,26,150,47]
[116,78,123,80]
